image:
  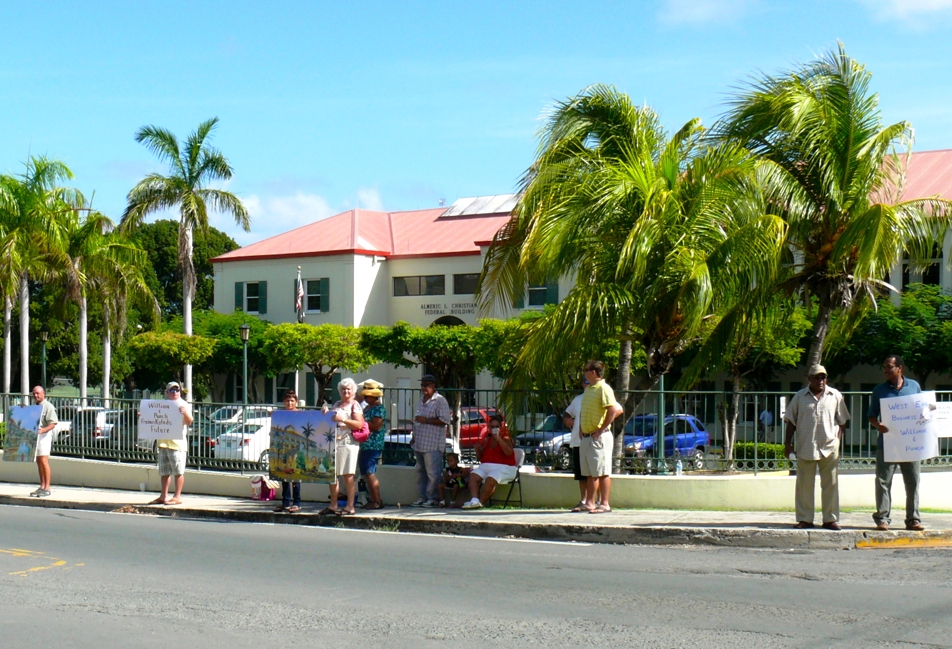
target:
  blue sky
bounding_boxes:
[3,0,952,245]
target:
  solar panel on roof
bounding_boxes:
[442,194,518,217]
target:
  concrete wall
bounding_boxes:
[6,454,952,511]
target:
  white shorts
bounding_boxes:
[472,462,518,484]
[35,432,52,458]
[336,441,360,476]
[580,433,613,477]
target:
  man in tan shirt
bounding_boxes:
[784,364,850,530]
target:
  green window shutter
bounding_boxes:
[258,281,268,314]
[265,376,274,404]
[320,277,329,313]
[226,373,234,402]
[306,372,316,406]
[545,281,559,305]
[235,282,244,311]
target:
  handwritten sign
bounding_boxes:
[933,401,952,437]
[3,405,42,463]
[138,399,185,441]
[880,392,939,462]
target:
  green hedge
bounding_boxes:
[733,442,791,469]
[0,421,5,447]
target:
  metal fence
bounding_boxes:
[3,388,951,475]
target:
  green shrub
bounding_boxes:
[733,442,790,469]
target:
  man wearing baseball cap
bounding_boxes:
[149,381,193,505]
[783,364,849,530]
[410,374,451,507]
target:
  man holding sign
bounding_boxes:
[867,355,924,531]
[149,381,193,505]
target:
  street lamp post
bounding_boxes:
[239,324,251,406]
[39,330,49,391]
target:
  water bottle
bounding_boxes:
[675,459,683,476]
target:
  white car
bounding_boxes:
[214,417,272,468]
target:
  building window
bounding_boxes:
[393,275,445,296]
[902,245,943,289]
[453,273,480,295]
[304,278,329,313]
[246,282,260,313]
[235,281,267,314]
[516,282,559,308]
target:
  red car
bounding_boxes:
[457,407,508,448]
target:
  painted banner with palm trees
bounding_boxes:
[269,410,336,483]
[3,405,41,462]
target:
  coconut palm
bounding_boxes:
[477,85,785,470]
[713,43,952,369]
[0,157,79,395]
[58,206,157,401]
[122,118,250,400]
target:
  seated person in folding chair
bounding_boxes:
[462,414,517,510]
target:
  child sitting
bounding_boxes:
[438,452,470,507]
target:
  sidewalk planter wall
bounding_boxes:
[4,453,952,511]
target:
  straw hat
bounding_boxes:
[359,379,384,398]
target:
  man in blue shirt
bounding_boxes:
[866,355,924,531]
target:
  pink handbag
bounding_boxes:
[351,403,370,443]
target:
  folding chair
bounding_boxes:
[495,448,525,509]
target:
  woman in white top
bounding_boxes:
[321,378,364,515]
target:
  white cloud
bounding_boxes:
[213,191,334,245]
[356,187,384,211]
[657,0,758,25]
[857,0,952,20]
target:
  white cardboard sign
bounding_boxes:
[138,399,186,441]
[880,392,940,462]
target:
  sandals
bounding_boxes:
[589,505,612,514]
[571,501,593,513]
[340,509,357,516]
[273,505,287,513]
[363,502,383,510]
[318,507,339,516]
[286,505,301,514]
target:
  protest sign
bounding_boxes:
[138,399,186,441]
[2,405,42,462]
[269,410,336,483]
[880,391,940,462]
[933,401,952,437]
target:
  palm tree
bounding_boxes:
[58,206,157,402]
[713,43,952,369]
[477,85,785,470]
[122,118,250,400]
[0,157,79,396]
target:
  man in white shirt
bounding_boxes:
[149,381,193,505]
[562,377,593,511]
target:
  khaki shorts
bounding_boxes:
[35,432,53,457]
[580,433,613,478]
[157,448,186,476]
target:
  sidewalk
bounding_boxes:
[3,481,952,550]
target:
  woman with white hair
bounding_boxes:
[321,377,364,515]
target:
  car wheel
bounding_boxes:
[558,446,572,470]
[258,450,271,471]
[692,448,705,471]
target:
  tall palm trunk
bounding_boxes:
[18,274,29,397]
[102,309,111,407]
[804,301,833,382]
[3,296,10,393]
[182,221,194,401]
[723,367,743,464]
[611,338,633,473]
[78,293,88,404]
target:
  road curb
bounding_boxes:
[6,495,952,549]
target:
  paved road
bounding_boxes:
[2,505,952,648]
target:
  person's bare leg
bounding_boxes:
[343,475,357,512]
[467,472,482,499]
[593,476,611,511]
[478,477,498,504]
[167,475,185,504]
[585,476,597,505]
[151,475,170,504]
[37,456,51,490]
[367,473,381,505]
[328,482,340,511]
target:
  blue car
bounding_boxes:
[624,414,709,470]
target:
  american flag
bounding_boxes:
[295,267,305,323]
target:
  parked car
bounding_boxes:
[624,414,710,469]
[51,404,78,442]
[193,405,274,455]
[458,407,507,447]
[213,417,272,468]
[69,407,130,445]
[513,414,570,447]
